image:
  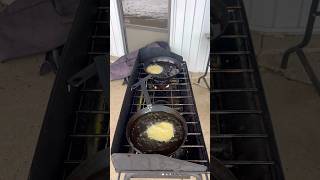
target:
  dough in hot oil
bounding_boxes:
[146,64,163,74]
[146,122,174,142]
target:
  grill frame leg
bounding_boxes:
[197,56,210,90]
[281,0,320,95]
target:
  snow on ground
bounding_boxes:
[122,0,169,19]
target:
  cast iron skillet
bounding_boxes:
[143,56,182,80]
[127,79,188,155]
[131,56,183,90]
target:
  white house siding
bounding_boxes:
[110,0,125,57]
[169,0,210,72]
[244,0,320,34]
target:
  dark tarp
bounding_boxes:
[0,0,79,62]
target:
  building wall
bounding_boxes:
[169,0,210,72]
[110,0,125,57]
[244,0,320,34]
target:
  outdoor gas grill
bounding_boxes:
[29,0,109,179]
[211,0,285,180]
[111,50,210,179]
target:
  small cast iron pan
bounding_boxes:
[127,81,188,155]
[143,56,182,80]
[131,56,183,89]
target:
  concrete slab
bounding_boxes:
[260,68,320,180]
[252,31,320,86]
[0,54,54,180]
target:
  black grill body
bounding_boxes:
[211,0,285,180]
[29,0,109,179]
[111,51,209,178]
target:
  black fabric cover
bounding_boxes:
[0,0,79,61]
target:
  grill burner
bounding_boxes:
[211,0,285,180]
[112,52,209,179]
[151,79,171,90]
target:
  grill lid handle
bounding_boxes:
[67,56,108,98]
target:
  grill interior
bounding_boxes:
[113,59,209,169]
[61,0,109,179]
[211,0,284,180]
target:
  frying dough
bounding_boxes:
[146,122,174,142]
[146,64,163,74]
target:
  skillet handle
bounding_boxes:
[131,74,152,105]
[131,74,152,90]
[140,81,152,105]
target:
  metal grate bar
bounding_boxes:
[211,134,268,138]
[63,160,82,164]
[213,51,251,55]
[81,89,103,92]
[186,122,199,124]
[76,110,109,114]
[212,88,258,93]
[133,103,194,106]
[94,20,108,24]
[97,6,109,10]
[211,69,254,73]
[222,161,275,165]
[91,35,109,38]
[136,89,191,92]
[219,35,248,38]
[227,20,244,23]
[187,133,202,136]
[133,96,193,98]
[88,51,108,55]
[181,145,205,148]
[226,6,242,9]
[211,110,262,114]
[69,134,109,138]
[129,111,197,115]
[187,160,209,163]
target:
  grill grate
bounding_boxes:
[117,61,209,168]
[61,2,109,179]
[211,0,284,180]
